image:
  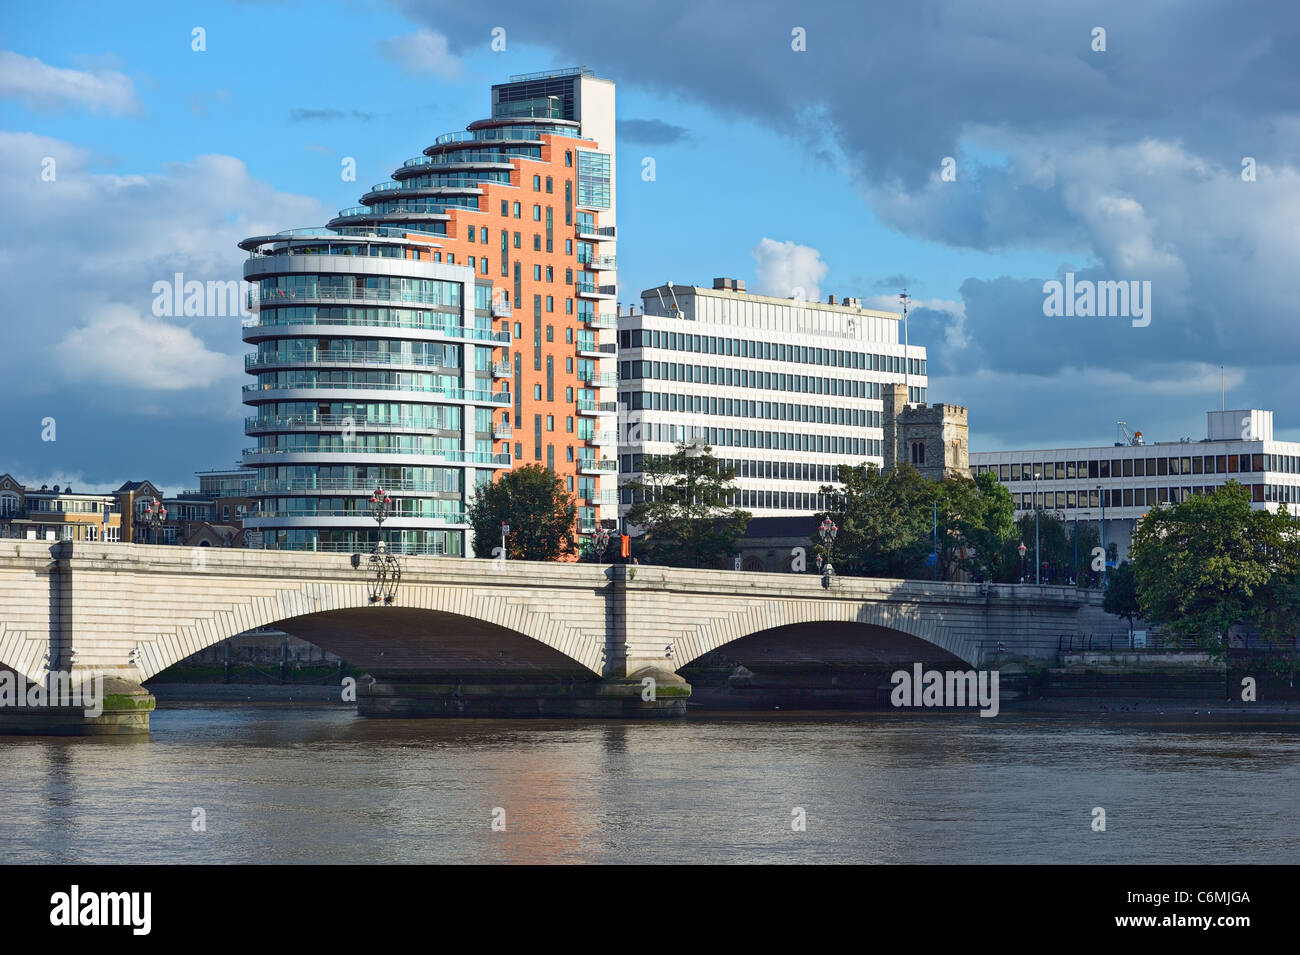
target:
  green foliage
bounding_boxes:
[467,464,576,561]
[933,470,1015,581]
[815,464,1014,580]
[1102,560,1141,628]
[814,463,932,577]
[1129,481,1300,663]
[624,443,751,568]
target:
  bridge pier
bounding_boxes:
[0,670,155,736]
[357,668,689,719]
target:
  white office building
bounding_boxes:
[970,408,1300,563]
[617,279,928,518]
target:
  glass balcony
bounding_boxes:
[580,313,616,328]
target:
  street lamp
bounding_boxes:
[142,497,167,545]
[1097,483,1107,589]
[365,486,399,604]
[1017,541,1027,583]
[817,517,838,588]
[1033,470,1042,585]
[592,525,611,564]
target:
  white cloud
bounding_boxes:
[0,131,327,408]
[750,237,829,302]
[0,50,138,115]
[378,30,461,80]
[55,304,235,390]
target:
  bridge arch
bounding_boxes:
[670,596,982,671]
[130,578,605,682]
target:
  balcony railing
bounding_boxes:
[576,252,617,268]
[575,283,617,298]
[433,125,582,145]
[244,314,510,343]
[491,298,513,318]
[246,414,452,433]
[255,479,462,493]
[243,382,510,403]
[577,458,617,472]
[577,399,618,414]
[246,352,455,371]
[254,540,452,555]
[580,371,617,387]
[491,360,513,378]
[258,286,456,306]
[580,314,616,328]
[253,508,467,522]
[575,223,616,239]
[576,341,617,356]
[492,421,513,439]
[243,447,512,465]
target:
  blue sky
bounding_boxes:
[2,0,1297,491]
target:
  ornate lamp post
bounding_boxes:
[1018,541,1027,583]
[142,497,167,544]
[817,517,838,589]
[1033,470,1042,585]
[365,486,399,604]
[592,525,611,564]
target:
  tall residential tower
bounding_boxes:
[239,68,617,555]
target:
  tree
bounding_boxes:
[624,443,751,568]
[468,464,576,561]
[932,471,1015,581]
[1103,560,1140,633]
[1129,481,1300,665]
[815,463,932,578]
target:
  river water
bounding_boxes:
[2,703,1297,864]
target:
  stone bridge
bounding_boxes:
[0,540,1126,730]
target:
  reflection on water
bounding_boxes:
[1,704,1297,864]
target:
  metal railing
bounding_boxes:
[258,286,458,306]
[255,540,452,555]
[252,508,467,522]
[243,447,511,465]
[243,382,510,403]
[244,315,509,342]
[246,352,455,371]
[245,414,453,433]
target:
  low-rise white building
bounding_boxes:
[617,278,928,519]
[970,409,1300,563]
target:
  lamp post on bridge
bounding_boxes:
[1018,541,1027,584]
[365,485,399,604]
[592,525,611,564]
[142,497,167,545]
[1033,470,1042,585]
[816,517,837,589]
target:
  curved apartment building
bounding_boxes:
[240,68,617,555]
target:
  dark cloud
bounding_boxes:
[616,118,689,145]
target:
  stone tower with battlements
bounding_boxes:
[882,383,969,481]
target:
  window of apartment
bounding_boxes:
[566,416,574,432]
[447,254,454,264]
[501,200,509,216]
[534,265,542,280]
[546,325,554,341]
[481,258,489,275]
[565,328,573,343]
[533,204,542,221]
[565,268,573,284]
[565,151,573,167]
[565,298,573,315]
[546,295,554,312]
[513,202,521,218]
[513,232,521,249]
[546,266,553,282]
[547,415,554,431]
[565,239,573,254]
[565,357,573,373]
[533,234,541,251]
[566,387,574,402]
[534,384,542,399]
[546,176,553,193]
[566,445,574,461]
[533,175,541,191]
